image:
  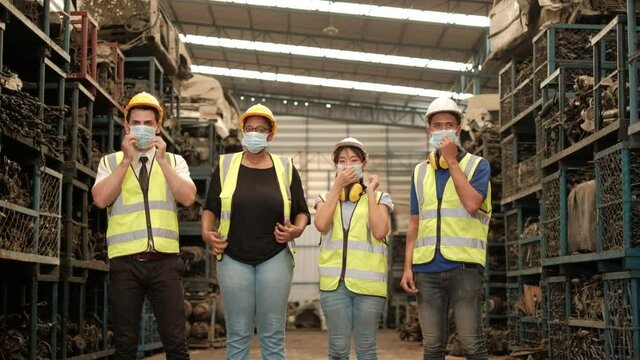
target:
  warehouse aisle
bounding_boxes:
[147,329,510,359]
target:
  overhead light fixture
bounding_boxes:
[192,65,473,99]
[283,99,288,104]
[304,102,309,106]
[251,97,255,101]
[240,95,245,100]
[326,103,332,108]
[181,34,473,72]
[294,101,299,105]
[206,0,489,27]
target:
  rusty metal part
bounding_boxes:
[192,302,212,322]
[190,322,209,339]
[398,303,421,342]
[0,156,33,207]
[0,87,66,157]
[570,276,604,322]
[287,300,323,330]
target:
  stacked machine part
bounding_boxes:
[496,2,640,358]
[0,0,213,357]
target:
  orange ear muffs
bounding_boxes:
[339,183,365,202]
[429,151,449,170]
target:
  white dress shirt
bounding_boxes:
[93,147,194,186]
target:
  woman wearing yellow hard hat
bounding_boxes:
[313,137,394,359]
[201,103,310,359]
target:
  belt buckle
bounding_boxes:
[134,252,157,261]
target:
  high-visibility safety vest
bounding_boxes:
[105,152,179,259]
[413,153,492,266]
[217,152,295,259]
[318,191,388,298]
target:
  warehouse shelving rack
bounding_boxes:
[0,1,72,358]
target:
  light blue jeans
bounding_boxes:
[217,249,293,360]
[320,282,386,360]
[414,267,488,360]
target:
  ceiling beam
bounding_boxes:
[185,43,473,77]
[233,92,427,128]
[191,56,458,89]
[172,22,473,61]
[168,0,489,28]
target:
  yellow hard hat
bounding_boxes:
[124,92,164,123]
[240,104,277,135]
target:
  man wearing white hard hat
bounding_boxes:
[400,97,492,359]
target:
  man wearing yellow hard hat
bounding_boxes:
[201,103,310,360]
[92,91,196,360]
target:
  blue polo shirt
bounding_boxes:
[409,150,491,273]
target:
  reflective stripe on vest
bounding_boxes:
[105,152,179,258]
[413,153,492,266]
[318,191,388,298]
[217,152,295,259]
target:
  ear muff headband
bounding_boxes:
[429,151,449,170]
[339,183,365,202]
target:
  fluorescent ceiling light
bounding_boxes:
[206,0,489,27]
[191,65,473,99]
[181,34,473,72]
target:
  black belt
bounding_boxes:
[129,252,176,261]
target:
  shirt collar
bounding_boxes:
[134,147,157,163]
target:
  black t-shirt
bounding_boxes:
[203,159,310,265]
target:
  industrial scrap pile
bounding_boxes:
[0,156,32,208]
[286,300,325,330]
[0,312,54,360]
[184,292,224,348]
[0,86,66,158]
[63,314,110,357]
[0,156,36,253]
[398,303,421,342]
[63,107,92,165]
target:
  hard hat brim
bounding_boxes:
[240,112,277,133]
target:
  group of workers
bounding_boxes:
[92,91,492,360]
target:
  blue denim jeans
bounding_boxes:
[217,249,293,360]
[320,282,386,360]
[414,267,487,360]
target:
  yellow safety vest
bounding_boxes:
[217,152,295,259]
[105,152,179,259]
[413,153,492,266]
[318,191,388,298]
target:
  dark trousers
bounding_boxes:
[109,255,190,360]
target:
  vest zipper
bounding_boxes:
[339,197,361,282]
[436,197,442,250]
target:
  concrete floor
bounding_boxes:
[147,329,510,359]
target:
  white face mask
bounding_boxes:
[130,125,156,149]
[429,129,459,150]
[336,164,363,180]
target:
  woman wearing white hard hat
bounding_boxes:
[201,104,310,360]
[314,137,394,359]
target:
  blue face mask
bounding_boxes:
[336,164,363,180]
[242,132,268,153]
[130,125,156,149]
[429,129,459,150]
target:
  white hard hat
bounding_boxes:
[333,137,368,159]
[425,97,463,123]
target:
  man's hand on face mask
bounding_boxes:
[439,137,459,164]
[121,134,136,164]
[333,167,357,190]
[150,136,167,164]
